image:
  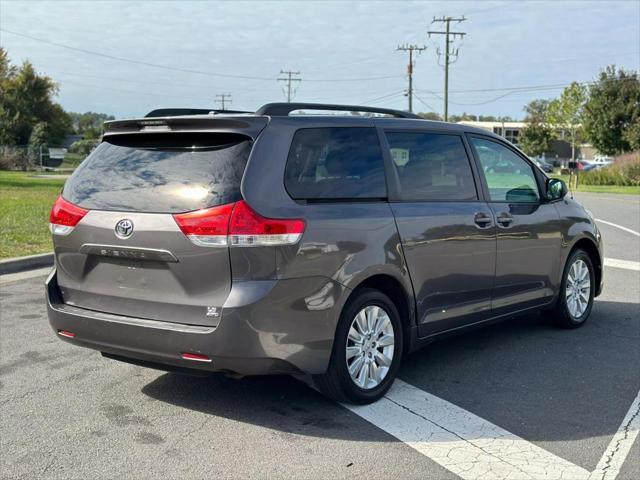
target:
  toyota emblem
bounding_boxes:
[115,219,134,239]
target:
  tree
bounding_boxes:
[519,99,555,157]
[68,111,115,139]
[418,111,443,121]
[448,112,477,123]
[0,48,72,146]
[548,82,587,162]
[622,119,640,151]
[584,66,640,155]
[28,122,48,166]
[0,49,18,144]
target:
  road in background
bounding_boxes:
[575,192,640,265]
[1,193,638,480]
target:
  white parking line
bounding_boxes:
[596,219,640,237]
[589,390,640,480]
[604,258,640,272]
[346,379,591,480]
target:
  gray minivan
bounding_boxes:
[46,103,603,404]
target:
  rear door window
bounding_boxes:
[284,127,386,200]
[385,131,478,201]
[63,133,252,213]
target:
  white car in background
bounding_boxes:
[582,155,614,169]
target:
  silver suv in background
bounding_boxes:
[47,103,603,404]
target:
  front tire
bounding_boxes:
[551,249,595,328]
[314,288,403,404]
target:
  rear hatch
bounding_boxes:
[51,116,266,327]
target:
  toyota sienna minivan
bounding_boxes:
[46,103,603,404]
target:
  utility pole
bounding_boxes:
[278,70,301,102]
[396,44,427,113]
[215,93,232,111]
[428,16,467,121]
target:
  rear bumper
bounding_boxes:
[46,269,346,375]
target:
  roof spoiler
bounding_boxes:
[255,102,421,119]
[145,108,252,117]
[103,116,268,140]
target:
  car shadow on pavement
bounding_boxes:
[142,299,639,442]
[142,370,389,441]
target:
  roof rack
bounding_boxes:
[144,108,252,118]
[255,102,421,119]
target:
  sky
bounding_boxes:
[1,0,639,119]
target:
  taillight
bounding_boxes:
[229,200,305,246]
[172,203,234,247]
[49,195,88,235]
[173,201,305,247]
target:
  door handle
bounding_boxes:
[496,213,514,227]
[474,212,493,228]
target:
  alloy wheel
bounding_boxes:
[565,258,591,319]
[345,305,395,390]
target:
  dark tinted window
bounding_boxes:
[63,134,252,213]
[385,132,477,201]
[284,127,386,200]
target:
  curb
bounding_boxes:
[0,252,54,275]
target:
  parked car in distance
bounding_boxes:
[581,155,614,171]
[46,102,604,404]
[579,160,598,171]
[532,158,554,173]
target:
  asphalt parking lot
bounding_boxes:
[1,192,638,480]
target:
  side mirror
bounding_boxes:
[546,178,567,201]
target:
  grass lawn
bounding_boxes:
[0,171,65,259]
[569,184,640,194]
[550,174,640,195]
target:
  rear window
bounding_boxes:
[63,133,252,213]
[284,127,386,200]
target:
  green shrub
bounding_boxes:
[0,146,32,171]
[69,139,98,156]
[579,151,640,186]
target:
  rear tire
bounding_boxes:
[550,249,595,329]
[314,288,403,404]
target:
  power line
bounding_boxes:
[278,70,301,102]
[412,92,439,113]
[361,90,407,104]
[0,28,276,81]
[428,16,467,121]
[306,74,404,82]
[215,93,232,110]
[396,44,427,113]
[1,28,403,83]
[446,82,578,94]
[415,77,640,106]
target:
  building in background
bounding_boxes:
[457,120,600,165]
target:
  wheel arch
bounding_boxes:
[348,273,415,356]
[568,237,603,297]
